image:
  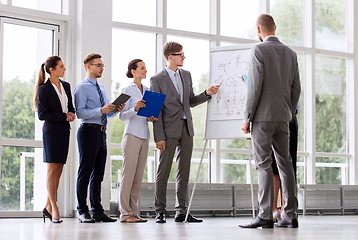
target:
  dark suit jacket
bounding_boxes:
[37,79,75,135]
[150,68,209,142]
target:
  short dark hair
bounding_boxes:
[163,42,183,61]
[126,59,143,78]
[256,14,276,33]
[83,53,102,67]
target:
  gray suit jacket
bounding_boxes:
[244,36,301,123]
[150,68,209,142]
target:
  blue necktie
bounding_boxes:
[96,82,107,126]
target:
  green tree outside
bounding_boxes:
[1,76,35,210]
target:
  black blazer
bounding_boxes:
[37,79,75,135]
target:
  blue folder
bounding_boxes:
[137,90,166,118]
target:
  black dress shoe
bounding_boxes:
[92,212,117,222]
[155,213,166,223]
[174,213,203,223]
[78,212,95,223]
[239,216,274,228]
[274,217,298,228]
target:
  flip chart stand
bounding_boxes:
[185,138,255,222]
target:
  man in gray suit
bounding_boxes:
[239,14,301,228]
[150,42,219,223]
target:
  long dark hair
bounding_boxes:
[126,59,143,78]
[33,56,62,112]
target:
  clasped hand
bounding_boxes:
[66,112,76,122]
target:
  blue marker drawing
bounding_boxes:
[243,74,248,87]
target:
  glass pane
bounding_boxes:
[0,0,8,4]
[315,0,346,51]
[112,0,156,26]
[2,23,53,140]
[0,147,46,211]
[315,55,346,153]
[12,0,63,14]
[220,0,259,39]
[167,36,210,148]
[110,148,123,201]
[316,157,346,184]
[220,152,257,184]
[296,156,305,185]
[111,29,156,144]
[110,149,156,201]
[297,53,305,152]
[189,152,209,183]
[167,0,209,34]
[270,0,304,46]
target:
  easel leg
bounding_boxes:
[247,138,255,218]
[185,139,208,223]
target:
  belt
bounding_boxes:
[83,123,106,131]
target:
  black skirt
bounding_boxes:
[43,132,70,164]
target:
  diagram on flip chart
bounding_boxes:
[209,48,251,121]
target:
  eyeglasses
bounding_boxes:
[90,64,106,68]
[170,52,185,58]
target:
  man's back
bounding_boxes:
[245,36,301,123]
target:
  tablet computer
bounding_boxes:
[111,93,131,112]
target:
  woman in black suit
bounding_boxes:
[33,56,75,223]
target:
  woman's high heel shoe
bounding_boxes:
[51,212,63,223]
[42,208,52,222]
[51,218,63,223]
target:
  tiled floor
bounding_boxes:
[1,215,358,240]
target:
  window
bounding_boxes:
[270,0,304,46]
[167,0,209,34]
[0,18,59,212]
[12,0,65,14]
[316,157,347,184]
[2,22,54,140]
[315,0,347,52]
[315,55,346,154]
[112,0,156,26]
[220,0,259,39]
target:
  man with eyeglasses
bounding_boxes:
[74,53,124,223]
[150,42,220,223]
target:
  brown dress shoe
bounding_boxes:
[134,215,148,222]
[120,215,139,223]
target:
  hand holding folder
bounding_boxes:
[137,90,166,118]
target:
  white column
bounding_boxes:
[304,0,316,184]
[260,0,270,14]
[347,0,358,185]
[73,0,113,213]
[156,0,166,71]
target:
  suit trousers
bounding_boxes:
[119,133,149,221]
[251,121,298,220]
[76,125,107,215]
[155,120,193,214]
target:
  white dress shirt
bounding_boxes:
[119,82,150,139]
[51,81,68,113]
